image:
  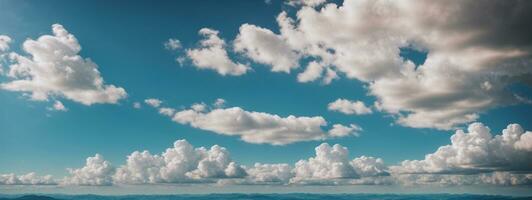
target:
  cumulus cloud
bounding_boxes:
[145,99,361,145]
[0,172,56,185]
[187,28,249,76]
[213,98,226,108]
[4,129,530,186]
[113,140,246,184]
[164,38,181,50]
[133,102,141,109]
[234,24,299,73]
[328,124,362,137]
[328,99,372,115]
[62,154,115,186]
[169,104,328,145]
[0,24,127,105]
[144,98,162,108]
[232,0,532,130]
[51,100,67,111]
[285,0,326,7]
[246,163,294,184]
[0,35,11,51]
[391,123,532,174]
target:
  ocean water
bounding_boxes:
[1,194,532,200]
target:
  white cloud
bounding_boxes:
[158,107,176,117]
[328,99,372,115]
[62,154,115,186]
[170,105,328,145]
[113,140,246,184]
[133,102,141,109]
[328,124,362,137]
[395,172,532,186]
[231,0,532,130]
[234,24,299,73]
[0,35,11,51]
[51,100,67,111]
[285,0,326,7]
[213,98,226,108]
[391,123,532,175]
[187,28,249,76]
[291,143,359,183]
[0,24,127,105]
[145,99,361,145]
[246,163,293,184]
[164,38,181,50]
[144,98,162,108]
[0,172,56,185]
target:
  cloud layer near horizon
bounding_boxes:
[2,122,530,186]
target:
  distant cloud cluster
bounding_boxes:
[2,122,530,186]
[166,0,532,130]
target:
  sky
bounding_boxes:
[0,0,531,196]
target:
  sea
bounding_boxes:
[1,194,532,200]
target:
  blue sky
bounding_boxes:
[0,0,531,195]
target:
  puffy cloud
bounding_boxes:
[213,98,226,108]
[291,143,359,183]
[234,24,299,73]
[187,28,249,76]
[1,24,127,105]
[144,98,162,108]
[146,99,361,145]
[328,124,362,137]
[0,35,11,51]
[232,0,532,130]
[113,140,246,184]
[328,99,372,115]
[51,100,67,111]
[158,107,176,117]
[62,154,115,186]
[133,102,141,109]
[285,0,326,7]
[164,38,181,50]
[246,163,293,184]
[351,156,389,177]
[0,172,56,185]
[391,123,532,174]
[170,105,328,145]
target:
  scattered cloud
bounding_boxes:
[144,98,162,108]
[328,99,372,115]
[0,24,127,105]
[186,28,249,76]
[234,24,299,73]
[164,38,181,50]
[51,100,67,111]
[170,105,328,145]
[0,35,11,51]
[285,0,326,7]
[328,124,362,137]
[231,0,532,130]
[133,102,141,109]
